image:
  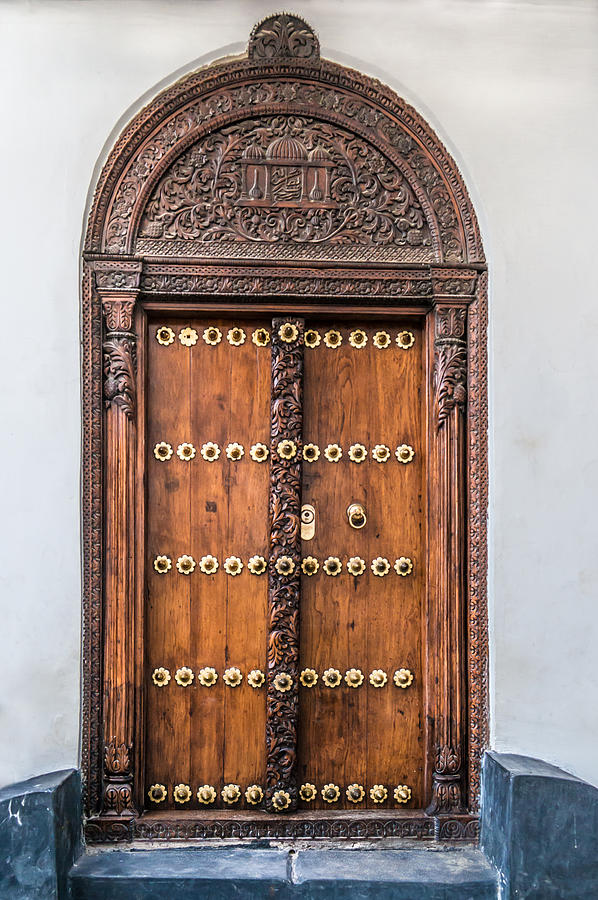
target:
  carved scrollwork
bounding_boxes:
[266,317,303,811]
[434,306,467,428]
[248,13,320,62]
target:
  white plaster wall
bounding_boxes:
[1,0,597,790]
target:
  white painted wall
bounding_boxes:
[1,0,597,791]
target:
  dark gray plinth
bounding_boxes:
[0,768,82,900]
[481,751,598,899]
[69,846,498,899]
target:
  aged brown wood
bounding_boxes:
[82,13,488,841]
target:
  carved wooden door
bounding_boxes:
[144,313,424,813]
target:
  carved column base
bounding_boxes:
[101,737,138,818]
[426,745,465,815]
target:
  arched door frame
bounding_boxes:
[81,13,488,842]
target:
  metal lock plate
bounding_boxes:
[301,504,315,541]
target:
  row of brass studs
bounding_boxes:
[148,782,412,806]
[156,325,415,351]
[153,555,414,577]
[154,441,415,464]
[151,666,414,690]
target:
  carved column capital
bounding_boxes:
[100,292,138,421]
[433,305,467,428]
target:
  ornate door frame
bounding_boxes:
[81,14,488,842]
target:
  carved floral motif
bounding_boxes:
[248,13,320,62]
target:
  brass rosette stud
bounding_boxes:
[156,326,175,346]
[225,442,244,461]
[248,555,267,575]
[179,327,198,347]
[153,555,172,574]
[371,557,391,577]
[198,666,218,687]
[301,556,319,576]
[369,669,388,688]
[272,789,292,811]
[175,666,194,687]
[348,443,367,463]
[322,783,341,803]
[249,443,269,462]
[203,326,222,346]
[323,329,342,348]
[372,444,391,463]
[148,783,167,803]
[396,330,415,349]
[370,784,388,804]
[201,442,220,462]
[197,784,217,805]
[373,330,391,349]
[349,329,367,348]
[346,783,365,803]
[396,444,415,464]
[300,783,317,802]
[347,557,366,576]
[394,784,412,804]
[247,669,265,689]
[223,667,242,688]
[276,439,297,460]
[345,668,364,688]
[227,327,246,346]
[252,328,270,347]
[221,784,241,804]
[304,329,321,348]
[278,322,299,343]
[303,443,320,462]
[176,555,196,575]
[152,667,171,687]
[323,557,342,576]
[394,557,414,576]
[324,444,342,463]
[154,442,173,461]
[273,672,293,693]
[322,668,342,688]
[199,554,219,574]
[224,556,243,576]
[177,442,196,461]
[245,785,264,805]
[274,556,295,576]
[394,668,414,689]
[300,668,318,688]
[173,783,192,804]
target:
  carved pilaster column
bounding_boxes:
[266,318,304,812]
[98,273,140,819]
[427,303,468,815]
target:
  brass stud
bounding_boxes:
[197,784,217,805]
[152,667,171,687]
[322,668,342,688]
[394,557,414,576]
[303,443,320,462]
[250,443,269,462]
[394,668,414,689]
[247,669,265,689]
[227,327,246,346]
[372,444,390,463]
[394,784,412,804]
[154,442,173,461]
[301,556,319,576]
[252,328,270,347]
[273,672,293,693]
[148,783,167,803]
[223,667,242,688]
[323,557,342,577]
[300,668,318,688]
[324,443,342,462]
[203,326,222,346]
[323,329,342,349]
[225,442,244,461]
[348,443,367,463]
[153,555,172,574]
[248,555,267,575]
[304,329,321,348]
[396,444,415,464]
[272,789,292,811]
[174,666,194,687]
[322,783,341,803]
[223,556,243,576]
[245,785,264,805]
[300,783,317,802]
[179,327,198,347]
[346,783,365,803]
[199,554,219,574]
[198,666,218,687]
[276,439,297,460]
[173,783,192,804]
[370,784,388,803]
[156,326,175,346]
[369,669,388,688]
[201,442,220,462]
[347,556,366,576]
[396,330,415,349]
[371,557,391,577]
[221,784,241,804]
[176,555,196,575]
[345,668,364,688]
[349,329,367,348]
[373,330,391,349]
[278,323,299,343]
[177,442,196,461]
[274,556,295,576]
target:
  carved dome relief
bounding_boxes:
[137,116,435,262]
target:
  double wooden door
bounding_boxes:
[145,313,425,813]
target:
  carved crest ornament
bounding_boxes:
[82,13,488,843]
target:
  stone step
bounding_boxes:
[69,846,498,899]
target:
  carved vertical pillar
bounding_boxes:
[266,317,304,812]
[99,279,140,819]
[427,302,468,815]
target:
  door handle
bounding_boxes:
[301,504,315,541]
[347,503,367,529]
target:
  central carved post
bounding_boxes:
[266,317,304,812]
[99,282,140,819]
[427,302,468,815]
